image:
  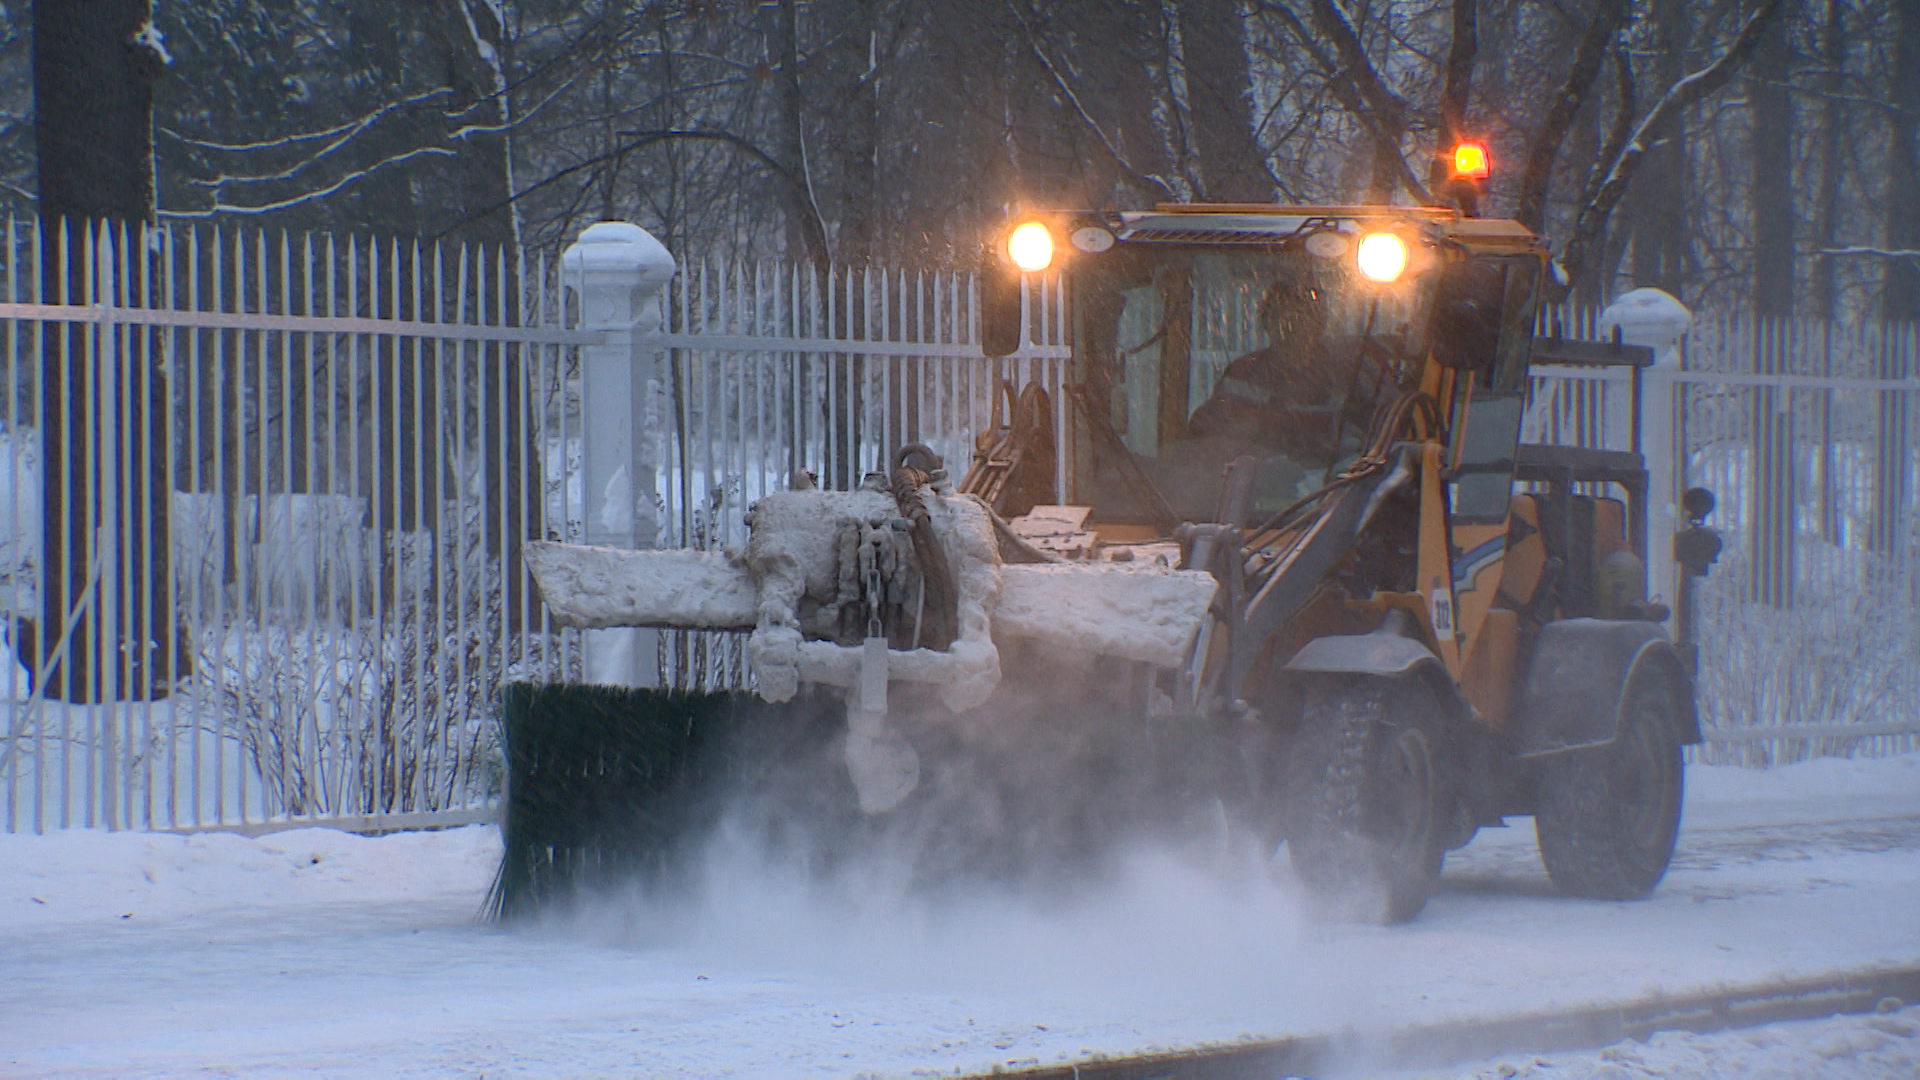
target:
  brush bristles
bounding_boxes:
[486,682,749,921]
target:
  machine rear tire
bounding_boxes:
[1534,667,1685,900]
[1286,680,1444,924]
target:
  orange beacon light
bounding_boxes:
[1452,141,1491,180]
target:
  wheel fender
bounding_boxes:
[1514,618,1701,758]
[1283,630,1467,725]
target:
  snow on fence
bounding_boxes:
[0,217,1910,836]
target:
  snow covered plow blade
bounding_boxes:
[490,456,1219,918]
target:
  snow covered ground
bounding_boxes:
[2,753,1919,1078]
[1398,1004,1920,1079]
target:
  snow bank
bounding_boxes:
[0,825,500,929]
[1684,751,1920,829]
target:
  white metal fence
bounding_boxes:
[0,218,602,834]
[0,218,1073,834]
[1673,319,1918,764]
[1522,310,1920,764]
[0,218,1912,835]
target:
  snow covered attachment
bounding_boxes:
[521,456,1218,818]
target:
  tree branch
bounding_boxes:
[1436,0,1477,158]
[161,89,454,157]
[1550,0,1786,300]
[431,128,828,248]
[1155,0,1206,201]
[1255,1,1433,203]
[1515,0,1631,232]
[1422,0,1479,199]
[1574,46,1638,216]
[159,146,459,219]
[1004,0,1178,201]
[1817,247,1920,259]
[1303,0,1410,135]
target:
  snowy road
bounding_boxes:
[3,754,1919,1078]
[1398,1003,1920,1079]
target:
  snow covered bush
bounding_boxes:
[179,531,507,820]
[1692,546,1920,766]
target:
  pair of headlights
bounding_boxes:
[1004,221,1410,283]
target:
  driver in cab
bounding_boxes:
[1187,279,1351,461]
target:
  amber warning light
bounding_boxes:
[1452,141,1490,180]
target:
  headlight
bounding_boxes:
[1007,221,1054,272]
[1356,232,1409,283]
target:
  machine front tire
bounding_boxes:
[1534,667,1685,901]
[1286,680,1445,924]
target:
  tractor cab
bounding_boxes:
[982,206,1546,535]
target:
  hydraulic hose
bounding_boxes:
[891,462,959,651]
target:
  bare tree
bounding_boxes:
[1885,0,1920,322]
[31,0,177,706]
[1552,0,1788,301]
[1748,0,1797,318]
[8,0,1902,322]
[1515,0,1633,233]
[1808,0,1849,321]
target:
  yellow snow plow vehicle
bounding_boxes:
[493,195,1719,924]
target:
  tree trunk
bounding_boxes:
[1747,2,1796,319]
[344,6,423,238]
[1743,4,1798,603]
[832,2,883,263]
[32,1,157,224]
[1176,0,1268,202]
[1429,0,1477,195]
[434,0,520,253]
[1367,135,1403,205]
[31,0,176,708]
[1873,0,1919,559]
[1628,0,1691,299]
[1883,0,1920,323]
[1515,0,1628,234]
[1809,0,1846,322]
[1152,0,1205,202]
[432,0,537,631]
[1808,0,1846,540]
[768,0,831,269]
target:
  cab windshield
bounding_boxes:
[1071,244,1437,525]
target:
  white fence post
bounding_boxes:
[1600,289,1692,623]
[560,223,676,688]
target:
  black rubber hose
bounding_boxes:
[893,443,943,474]
[891,466,959,650]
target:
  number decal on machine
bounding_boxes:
[1430,577,1455,639]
